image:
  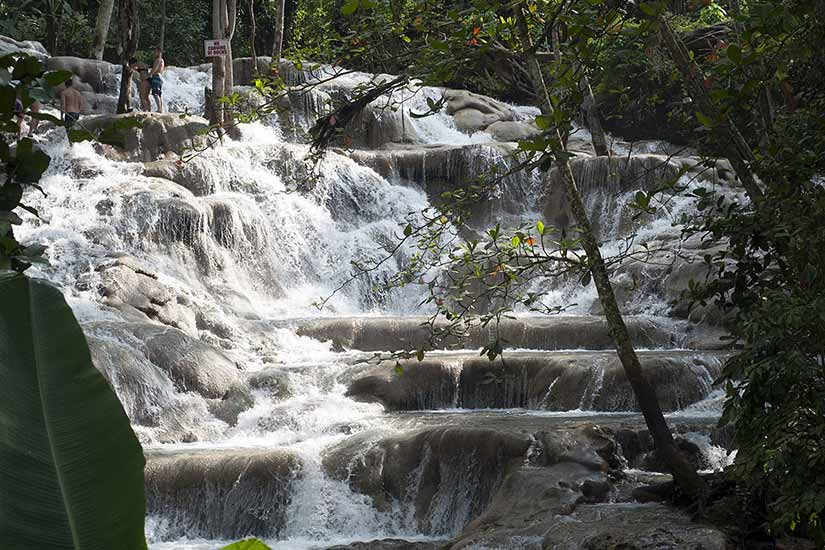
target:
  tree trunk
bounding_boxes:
[45,0,58,54]
[159,0,166,51]
[91,0,115,60]
[580,74,609,156]
[249,0,258,76]
[271,0,286,61]
[655,16,765,203]
[211,0,226,125]
[518,3,707,499]
[223,0,237,122]
[116,0,139,114]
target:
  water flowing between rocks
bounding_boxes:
[19,59,736,549]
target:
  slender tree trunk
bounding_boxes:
[249,0,258,76]
[271,0,285,61]
[518,4,707,498]
[45,0,58,54]
[159,0,166,51]
[91,0,115,60]
[223,0,237,123]
[211,0,226,125]
[580,74,609,156]
[116,0,139,114]
[655,16,764,203]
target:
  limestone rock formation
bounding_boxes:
[444,89,514,134]
[540,503,728,549]
[296,316,727,353]
[81,112,210,162]
[47,56,119,94]
[145,449,302,539]
[347,350,725,413]
[94,255,198,334]
[0,35,49,60]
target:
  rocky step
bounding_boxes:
[144,448,302,540]
[322,420,729,539]
[294,315,727,353]
[143,417,729,543]
[345,350,726,413]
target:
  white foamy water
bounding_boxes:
[15,61,730,549]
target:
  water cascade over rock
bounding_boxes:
[15,44,734,549]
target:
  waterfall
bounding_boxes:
[16,59,732,549]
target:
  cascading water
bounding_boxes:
[17,60,733,549]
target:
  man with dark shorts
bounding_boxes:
[149,47,165,113]
[60,79,84,129]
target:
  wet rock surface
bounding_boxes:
[296,316,728,352]
[82,112,209,162]
[145,449,302,540]
[541,503,728,550]
[347,350,725,412]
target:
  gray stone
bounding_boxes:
[485,120,541,142]
[47,56,119,93]
[541,503,728,549]
[296,316,728,353]
[347,350,726,413]
[0,35,49,60]
[81,112,210,162]
[96,256,198,335]
[145,448,302,540]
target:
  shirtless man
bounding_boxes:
[149,47,165,113]
[60,79,85,129]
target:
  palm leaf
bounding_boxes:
[0,274,147,550]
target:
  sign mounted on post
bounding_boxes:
[204,39,229,58]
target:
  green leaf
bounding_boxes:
[220,539,273,550]
[0,275,147,550]
[403,224,413,237]
[341,0,359,16]
[726,44,742,65]
[695,111,715,128]
[43,70,73,87]
[536,221,545,235]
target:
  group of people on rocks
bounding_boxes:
[128,46,166,113]
[14,47,165,139]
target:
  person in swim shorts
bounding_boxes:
[149,47,165,113]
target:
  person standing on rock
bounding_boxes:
[149,47,166,113]
[60,79,85,129]
[14,91,25,140]
[29,100,42,136]
[130,57,151,112]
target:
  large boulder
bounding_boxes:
[81,112,210,162]
[0,35,49,60]
[47,56,119,94]
[444,89,514,134]
[485,120,541,142]
[93,255,199,335]
[119,323,241,399]
[142,158,217,196]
